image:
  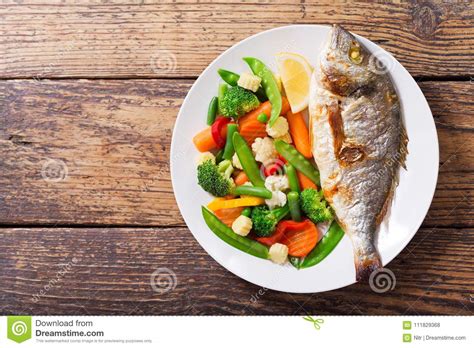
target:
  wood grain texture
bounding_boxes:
[1,79,472,226]
[0,226,472,315]
[1,1,473,78]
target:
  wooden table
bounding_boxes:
[1,1,473,315]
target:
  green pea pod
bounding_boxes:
[218,68,267,102]
[285,164,300,193]
[289,256,302,269]
[275,140,320,186]
[217,83,228,115]
[218,69,240,86]
[287,192,302,222]
[233,132,265,187]
[206,96,218,125]
[202,206,269,259]
[243,57,282,126]
[231,185,272,199]
[299,221,345,269]
[222,124,238,160]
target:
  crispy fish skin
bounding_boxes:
[309,25,408,281]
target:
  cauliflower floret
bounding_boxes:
[265,190,287,210]
[232,215,252,236]
[251,137,278,163]
[232,152,243,170]
[274,132,292,144]
[266,116,289,138]
[237,72,261,93]
[196,151,215,165]
[269,243,288,264]
[265,175,289,192]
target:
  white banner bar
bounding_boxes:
[1,316,472,347]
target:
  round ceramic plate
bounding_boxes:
[170,25,438,293]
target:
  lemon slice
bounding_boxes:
[276,52,313,113]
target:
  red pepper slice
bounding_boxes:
[211,117,231,149]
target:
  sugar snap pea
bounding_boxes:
[287,192,302,222]
[257,112,268,123]
[243,57,282,126]
[233,132,265,187]
[241,207,252,217]
[285,164,300,193]
[291,221,345,269]
[202,206,269,259]
[222,124,238,160]
[231,185,272,199]
[275,140,320,186]
[217,68,267,102]
[206,96,218,125]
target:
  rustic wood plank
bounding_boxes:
[1,1,473,78]
[0,226,472,315]
[1,79,472,226]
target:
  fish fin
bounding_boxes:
[355,254,382,282]
[376,181,395,225]
[398,125,409,170]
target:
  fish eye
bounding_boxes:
[348,42,363,64]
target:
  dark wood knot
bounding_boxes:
[411,2,441,39]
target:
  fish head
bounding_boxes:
[319,25,375,96]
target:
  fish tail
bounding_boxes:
[352,238,382,281]
[355,253,382,281]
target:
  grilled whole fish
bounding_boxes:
[309,25,408,281]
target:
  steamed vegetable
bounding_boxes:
[220,86,260,118]
[285,164,300,193]
[233,132,265,187]
[197,159,234,197]
[231,185,272,199]
[280,219,319,257]
[217,68,267,101]
[293,221,345,269]
[233,171,249,186]
[299,188,333,223]
[222,123,238,160]
[274,140,320,186]
[202,207,269,259]
[297,170,317,190]
[207,96,218,125]
[286,110,312,158]
[207,196,264,211]
[214,206,245,227]
[243,57,282,126]
[193,123,228,152]
[287,191,302,221]
[251,205,289,237]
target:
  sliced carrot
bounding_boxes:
[297,170,317,190]
[193,123,229,152]
[281,219,319,257]
[234,171,249,186]
[238,97,290,145]
[286,110,312,158]
[214,207,245,227]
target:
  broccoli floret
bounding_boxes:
[251,205,289,237]
[300,188,333,223]
[197,159,234,197]
[220,86,260,118]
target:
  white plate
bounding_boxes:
[170,25,438,293]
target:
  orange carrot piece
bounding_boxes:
[234,171,249,186]
[193,123,229,152]
[297,171,317,190]
[214,207,245,227]
[281,219,319,257]
[286,110,312,158]
[238,97,290,145]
